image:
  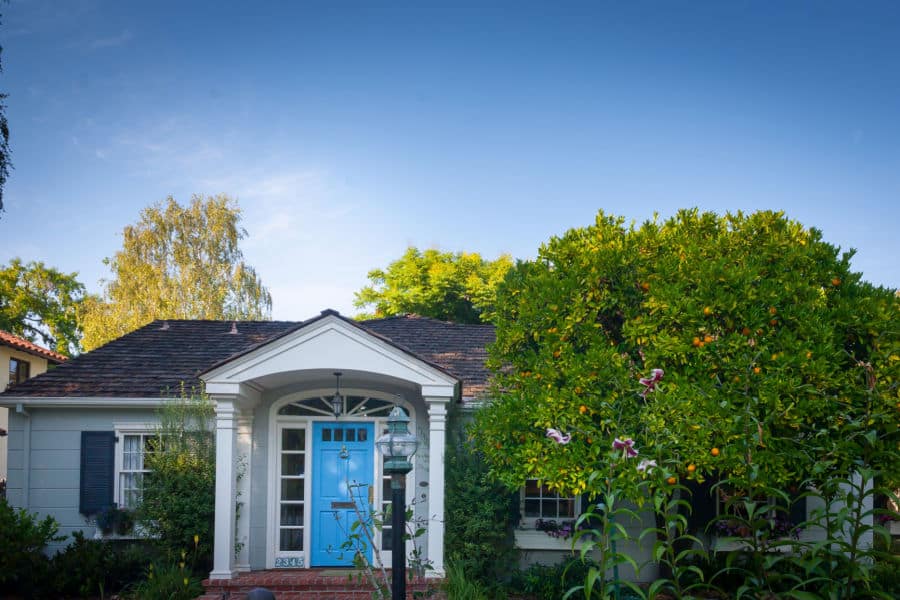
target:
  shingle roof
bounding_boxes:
[0,313,494,399]
[0,330,68,364]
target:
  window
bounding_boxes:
[117,432,157,509]
[8,358,30,387]
[520,479,578,528]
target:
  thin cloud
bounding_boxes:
[90,29,133,49]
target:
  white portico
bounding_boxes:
[200,311,457,580]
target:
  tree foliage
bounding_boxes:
[354,247,513,323]
[79,194,272,350]
[474,209,899,499]
[0,7,11,215]
[0,258,85,355]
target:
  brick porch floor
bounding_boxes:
[199,569,445,599]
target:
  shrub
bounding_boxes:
[0,497,65,596]
[445,404,517,591]
[50,532,156,598]
[138,389,216,569]
[507,557,604,600]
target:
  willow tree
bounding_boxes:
[354,247,513,323]
[80,195,272,350]
[474,209,899,499]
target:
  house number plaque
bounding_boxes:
[274,557,305,568]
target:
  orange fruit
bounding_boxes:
[495,442,502,450]
[806,351,812,359]
[692,337,701,347]
[711,447,720,457]
[832,278,841,286]
[753,367,761,374]
[640,282,651,291]
[703,306,712,316]
[733,375,741,382]
[704,334,714,343]
[769,306,777,315]
[770,319,778,327]
[687,464,696,473]
[667,476,677,485]
[579,404,588,415]
[742,327,752,336]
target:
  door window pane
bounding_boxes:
[283,429,305,450]
[282,479,305,501]
[282,454,305,476]
[280,529,303,551]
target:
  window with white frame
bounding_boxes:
[520,479,579,528]
[117,431,157,509]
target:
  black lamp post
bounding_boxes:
[375,406,419,600]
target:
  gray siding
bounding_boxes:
[6,406,158,552]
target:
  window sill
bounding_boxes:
[514,529,580,551]
[712,537,797,553]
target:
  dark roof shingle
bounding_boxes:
[0,314,494,399]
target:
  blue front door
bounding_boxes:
[310,421,375,567]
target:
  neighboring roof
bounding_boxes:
[0,313,495,399]
[0,330,68,364]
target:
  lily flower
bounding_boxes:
[612,437,638,458]
[639,368,664,398]
[636,459,657,473]
[546,428,572,445]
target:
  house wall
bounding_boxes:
[1,348,52,485]
[5,406,158,553]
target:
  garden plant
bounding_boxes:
[474,209,899,598]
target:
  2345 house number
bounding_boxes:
[274,557,304,568]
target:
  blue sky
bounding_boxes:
[2,1,898,320]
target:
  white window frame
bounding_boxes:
[519,478,581,529]
[113,423,158,510]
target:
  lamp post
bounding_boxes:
[375,406,419,600]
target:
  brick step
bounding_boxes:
[201,570,445,599]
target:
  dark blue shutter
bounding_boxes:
[789,493,807,526]
[686,478,718,534]
[80,431,115,515]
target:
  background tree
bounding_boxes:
[474,209,899,498]
[0,258,85,355]
[79,194,272,351]
[354,247,513,323]
[0,6,10,216]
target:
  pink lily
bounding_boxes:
[546,428,572,445]
[636,459,657,473]
[639,368,664,398]
[612,437,638,458]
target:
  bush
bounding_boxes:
[138,390,216,569]
[50,532,156,597]
[0,497,65,596]
[444,560,490,600]
[507,557,605,600]
[445,404,517,592]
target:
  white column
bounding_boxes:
[210,398,237,580]
[425,397,450,578]
[234,413,253,572]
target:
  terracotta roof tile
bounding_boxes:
[0,314,494,400]
[0,330,68,364]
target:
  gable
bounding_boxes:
[202,313,458,398]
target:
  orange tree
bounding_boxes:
[473,209,899,501]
